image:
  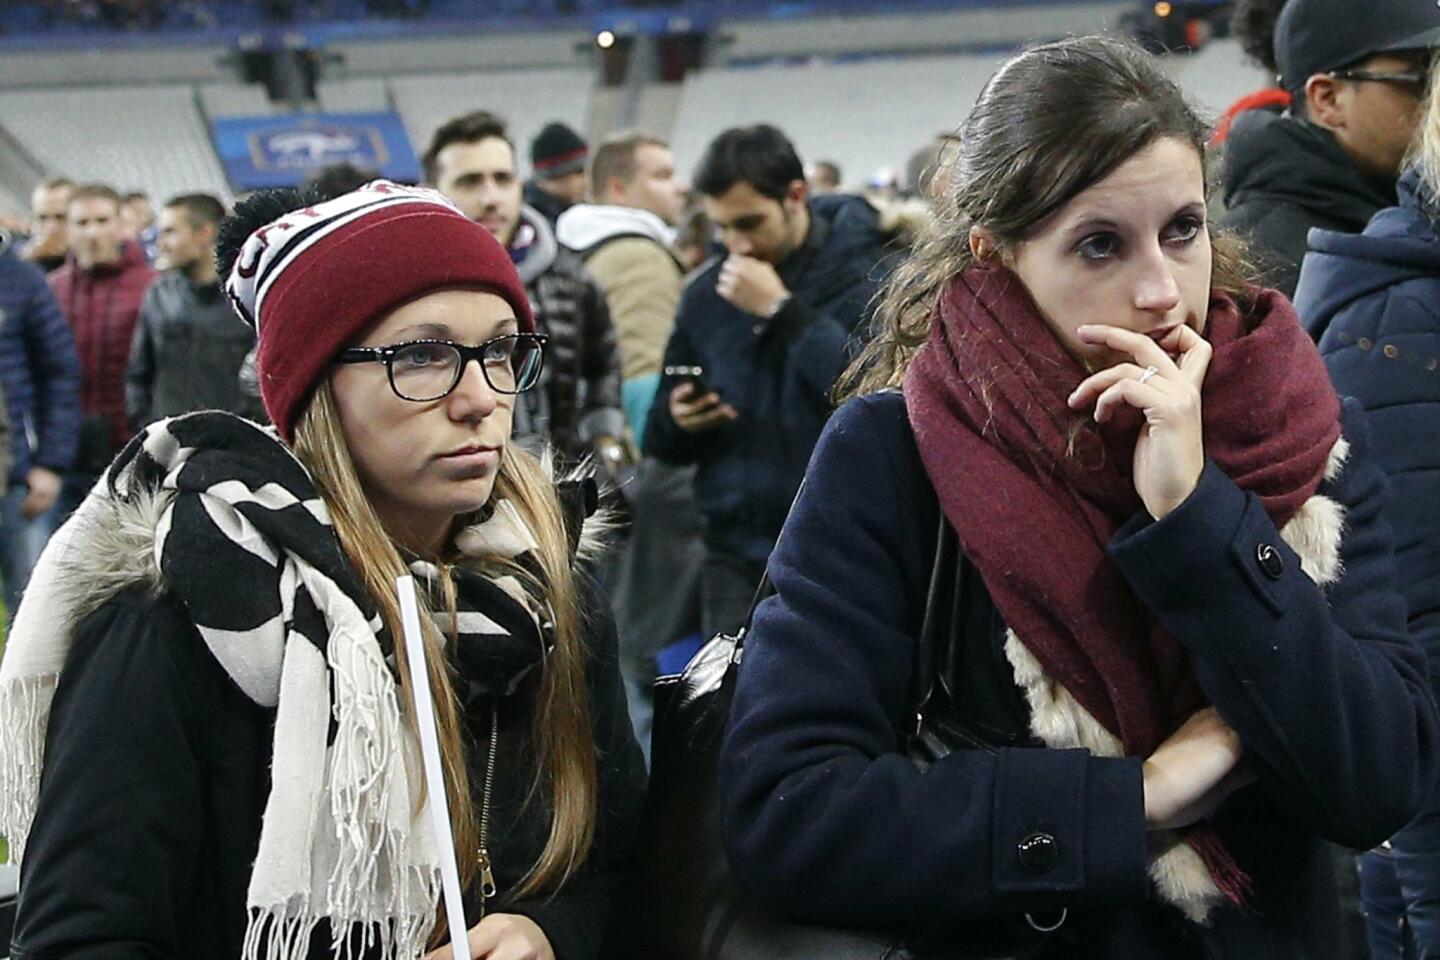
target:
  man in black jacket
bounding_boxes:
[1221,0,1440,298]
[126,194,258,429]
[424,111,625,465]
[644,124,889,638]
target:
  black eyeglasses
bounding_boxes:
[336,333,548,402]
[1329,67,1430,91]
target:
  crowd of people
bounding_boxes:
[0,0,1436,955]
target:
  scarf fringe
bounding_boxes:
[244,907,322,960]
[0,673,58,864]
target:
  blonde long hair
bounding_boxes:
[1417,50,1440,198]
[290,382,598,912]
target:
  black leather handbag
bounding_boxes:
[615,516,1060,960]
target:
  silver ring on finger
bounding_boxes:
[1138,365,1159,385]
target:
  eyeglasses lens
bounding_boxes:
[389,337,544,401]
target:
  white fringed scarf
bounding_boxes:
[0,412,557,960]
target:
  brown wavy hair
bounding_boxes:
[837,34,1256,401]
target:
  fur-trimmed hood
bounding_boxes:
[0,412,616,960]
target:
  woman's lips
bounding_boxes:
[438,446,500,474]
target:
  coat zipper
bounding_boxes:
[476,698,499,914]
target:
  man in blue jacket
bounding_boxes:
[644,124,888,637]
[0,231,80,615]
[1295,164,1440,959]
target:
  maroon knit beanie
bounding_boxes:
[224,181,534,440]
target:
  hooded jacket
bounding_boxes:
[509,206,624,460]
[8,457,647,960]
[1293,167,1440,688]
[643,193,890,564]
[125,271,259,429]
[556,204,682,439]
[0,233,79,486]
[1220,111,1394,298]
[47,241,155,462]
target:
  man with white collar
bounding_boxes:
[557,131,687,433]
[557,132,698,756]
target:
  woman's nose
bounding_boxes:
[1133,250,1181,314]
[448,359,499,419]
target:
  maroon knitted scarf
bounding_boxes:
[903,265,1340,904]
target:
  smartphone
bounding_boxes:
[664,364,713,398]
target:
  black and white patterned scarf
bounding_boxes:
[0,412,564,960]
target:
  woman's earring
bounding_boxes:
[969,228,997,262]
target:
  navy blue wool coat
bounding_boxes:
[720,390,1439,959]
[643,194,887,564]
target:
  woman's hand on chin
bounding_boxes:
[1067,323,1212,520]
[424,913,555,960]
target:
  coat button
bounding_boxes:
[1017,832,1059,874]
[1256,543,1284,579]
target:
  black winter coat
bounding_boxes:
[1220,111,1394,299]
[720,391,1439,959]
[513,206,625,461]
[12,582,647,960]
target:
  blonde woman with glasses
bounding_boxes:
[0,181,646,960]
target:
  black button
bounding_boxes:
[1256,543,1284,580]
[1017,832,1059,874]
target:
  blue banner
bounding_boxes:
[211,112,420,190]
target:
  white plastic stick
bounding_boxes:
[396,574,472,960]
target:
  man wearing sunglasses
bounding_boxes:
[1221,0,1440,300]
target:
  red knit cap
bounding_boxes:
[225,182,534,440]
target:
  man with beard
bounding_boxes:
[644,124,890,638]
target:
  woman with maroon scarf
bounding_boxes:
[718,35,1440,959]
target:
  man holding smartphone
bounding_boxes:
[644,124,889,638]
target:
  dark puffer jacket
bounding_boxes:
[511,206,624,462]
[1294,167,1440,685]
[642,194,889,564]
[0,233,80,486]
[1221,111,1395,299]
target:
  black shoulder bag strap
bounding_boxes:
[732,509,956,730]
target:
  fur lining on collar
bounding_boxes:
[1002,435,1351,925]
[50,466,614,630]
